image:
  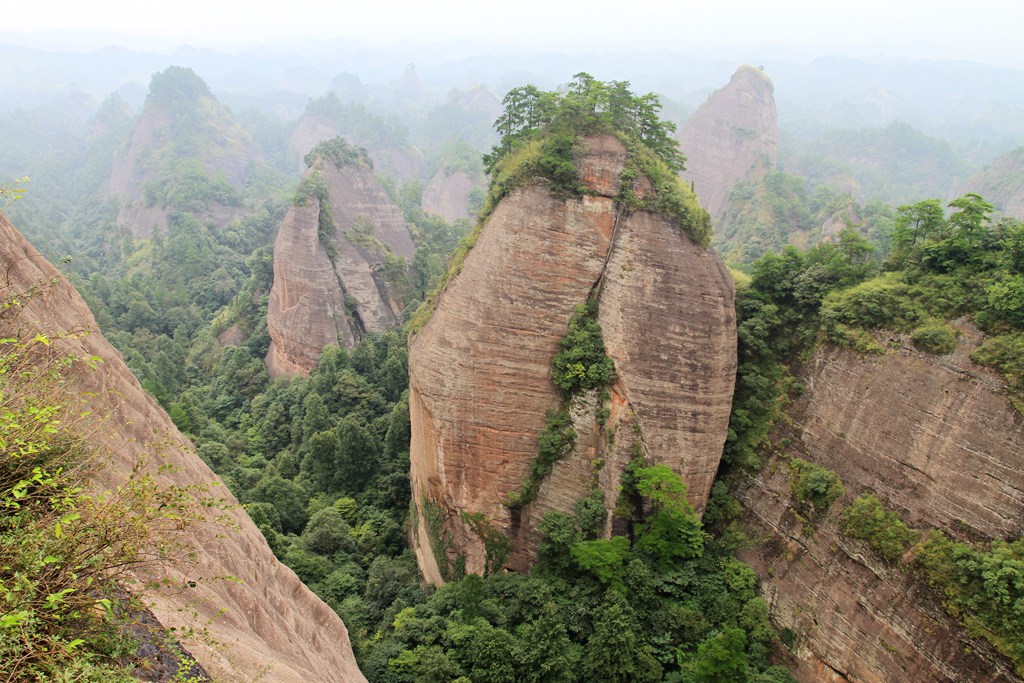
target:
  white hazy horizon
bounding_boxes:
[5,0,1023,69]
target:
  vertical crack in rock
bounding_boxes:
[408,134,737,581]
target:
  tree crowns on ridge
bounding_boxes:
[483,73,685,175]
[304,137,373,171]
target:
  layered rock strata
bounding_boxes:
[266,150,415,377]
[677,65,778,222]
[738,331,1024,682]
[408,135,737,582]
[0,211,366,682]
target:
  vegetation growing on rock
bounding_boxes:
[304,136,373,170]
[839,494,1024,674]
[551,300,616,398]
[0,303,221,681]
[479,73,711,246]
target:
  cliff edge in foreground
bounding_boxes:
[1,210,366,682]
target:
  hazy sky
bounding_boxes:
[8,0,1024,67]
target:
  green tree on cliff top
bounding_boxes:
[484,73,685,174]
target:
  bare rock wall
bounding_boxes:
[738,334,1024,682]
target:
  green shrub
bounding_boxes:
[842,494,919,562]
[632,464,705,565]
[915,531,1024,673]
[304,137,372,170]
[570,536,631,590]
[506,408,577,509]
[826,323,886,355]
[617,139,712,247]
[295,170,329,207]
[820,273,924,332]
[971,333,1024,414]
[910,323,958,354]
[985,276,1024,328]
[551,300,616,398]
[789,458,844,513]
[0,332,222,681]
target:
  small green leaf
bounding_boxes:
[0,610,30,628]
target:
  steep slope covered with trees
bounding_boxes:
[109,67,264,239]
[720,194,1024,681]
[961,146,1024,219]
[287,93,427,184]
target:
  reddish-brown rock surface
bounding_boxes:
[0,211,366,683]
[266,153,414,377]
[738,333,1024,682]
[677,65,778,222]
[408,135,737,582]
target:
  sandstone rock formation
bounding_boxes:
[677,65,778,223]
[109,67,261,238]
[421,167,478,223]
[960,146,1024,218]
[737,331,1024,682]
[0,211,367,683]
[266,142,415,377]
[408,135,737,582]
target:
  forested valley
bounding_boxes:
[2,43,1024,683]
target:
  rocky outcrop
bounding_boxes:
[0,211,367,683]
[677,65,778,222]
[737,330,1024,682]
[109,67,261,238]
[422,168,478,223]
[266,146,415,377]
[960,146,1024,218]
[408,135,737,582]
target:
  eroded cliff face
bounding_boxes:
[408,135,737,582]
[737,330,1024,682]
[677,65,778,222]
[0,211,366,683]
[265,153,415,377]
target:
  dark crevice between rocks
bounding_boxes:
[328,264,366,342]
[112,590,210,682]
[592,202,629,301]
